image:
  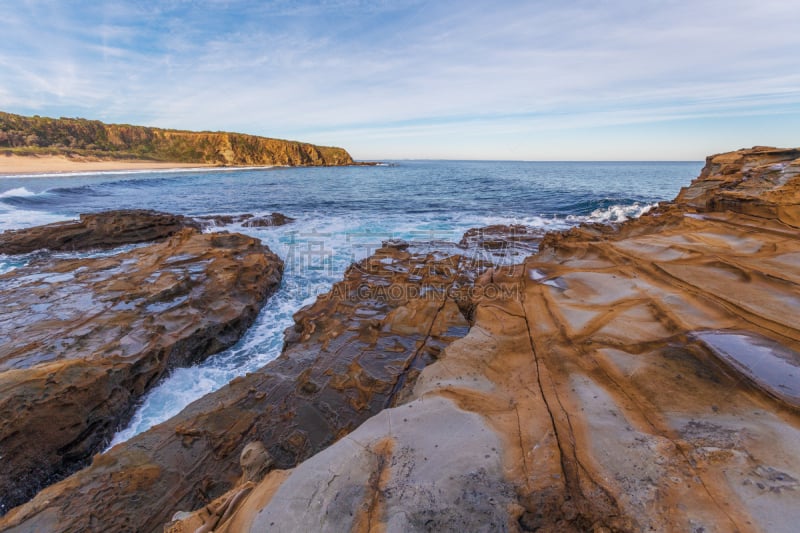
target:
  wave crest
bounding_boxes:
[569,202,655,224]
[0,187,37,199]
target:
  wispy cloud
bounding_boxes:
[0,0,798,158]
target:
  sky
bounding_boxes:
[1,0,799,160]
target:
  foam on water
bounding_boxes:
[568,202,656,224]
[0,189,74,273]
[0,208,68,230]
[0,186,63,235]
[0,255,29,276]
[0,187,71,232]
[0,203,74,274]
[109,209,567,445]
[0,187,37,198]
[0,161,702,445]
[109,216,374,445]
[0,165,277,180]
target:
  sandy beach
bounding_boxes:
[0,154,212,176]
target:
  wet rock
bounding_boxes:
[459,224,543,260]
[193,212,295,229]
[6,146,800,532]
[692,331,800,407]
[381,238,410,250]
[0,209,198,254]
[0,245,491,532]
[242,212,295,227]
[168,147,800,532]
[0,228,283,513]
[194,213,255,226]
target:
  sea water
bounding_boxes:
[0,160,702,444]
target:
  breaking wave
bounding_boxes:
[0,160,701,446]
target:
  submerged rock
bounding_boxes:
[242,212,295,227]
[0,227,283,513]
[459,223,543,259]
[193,212,295,229]
[0,209,198,254]
[0,244,492,532]
[167,147,800,532]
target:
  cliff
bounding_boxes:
[0,111,354,166]
[1,147,799,532]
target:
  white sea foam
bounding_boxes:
[0,205,69,233]
[0,165,276,179]
[0,187,61,235]
[3,159,688,448]
[109,209,574,445]
[0,187,37,198]
[0,254,28,276]
[569,202,655,224]
[108,216,366,446]
[93,201,659,446]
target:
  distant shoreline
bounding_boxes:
[0,154,215,176]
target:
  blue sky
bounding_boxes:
[1,0,799,160]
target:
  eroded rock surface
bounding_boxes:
[4,146,800,532]
[0,245,492,532]
[0,228,283,513]
[675,146,800,227]
[166,147,800,532]
[459,223,542,258]
[0,209,198,254]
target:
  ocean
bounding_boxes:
[0,160,702,445]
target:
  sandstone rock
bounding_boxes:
[0,209,198,255]
[0,245,491,532]
[168,147,800,532]
[6,146,800,532]
[239,441,273,483]
[0,228,283,513]
[163,441,274,533]
[674,146,800,227]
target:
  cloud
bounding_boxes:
[0,0,798,158]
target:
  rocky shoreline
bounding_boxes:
[1,147,799,532]
[0,211,284,513]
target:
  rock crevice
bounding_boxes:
[0,244,490,532]
[163,146,800,533]
[0,213,283,513]
[3,147,800,532]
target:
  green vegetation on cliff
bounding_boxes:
[0,111,353,166]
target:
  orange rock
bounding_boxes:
[5,146,800,532]
[0,222,283,512]
[0,245,486,532]
[0,209,197,254]
[168,147,800,532]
